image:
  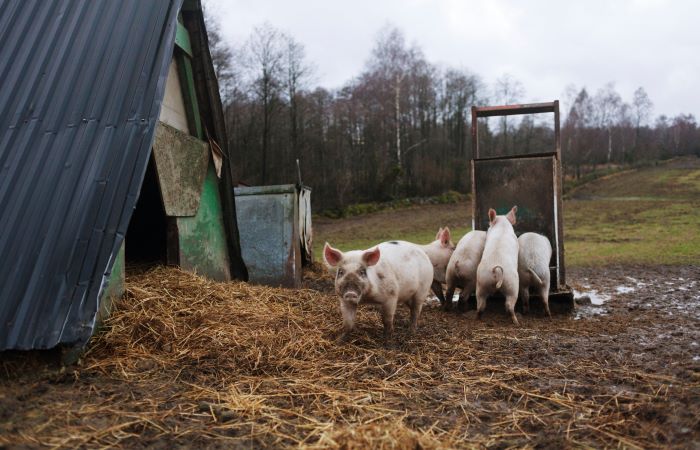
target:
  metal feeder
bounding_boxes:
[470,101,574,312]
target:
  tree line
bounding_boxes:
[206,18,700,211]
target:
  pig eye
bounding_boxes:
[337,269,344,277]
[360,268,367,277]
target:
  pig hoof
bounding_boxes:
[337,333,351,344]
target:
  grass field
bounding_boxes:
[314,156,700,266]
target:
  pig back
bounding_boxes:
[377,241,433,300]
[517,232,552,281]
[454,230,487,267]
[477,221,519,290]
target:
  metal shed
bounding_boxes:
[0,0,247,351]
[470,101,574,311]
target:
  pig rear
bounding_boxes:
[418,227,455,306]
[517,232,553,317]
[324,240,433,342]
[444,230,486,311]
[476,206,520,325]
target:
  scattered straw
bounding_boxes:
[1,265,698,448]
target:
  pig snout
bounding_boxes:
[337,273,365,303]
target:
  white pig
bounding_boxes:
[417,227,455,306]
[444,230,487,311]
[323,240,433,342]
[517,232,553,318]
[475,206,520,325]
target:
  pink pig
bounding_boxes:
[475,206,520,325]
[324,240,433,342]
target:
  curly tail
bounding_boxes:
[493,266,503,289]
[528,268,543,286]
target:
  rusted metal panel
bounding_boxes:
[234,184,304,288]
[177,162,232,281]
[473,102,557,118]
[182,2,248,281]
[152,121,209,217]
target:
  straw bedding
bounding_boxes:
[1,264,698,448]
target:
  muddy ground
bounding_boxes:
[1,264,699,448]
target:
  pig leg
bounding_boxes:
[475,286,488,320]
[540,285,552,319]
[505,293,520,325]
[443,283,455,312]
[520,287,530,314]
[431,280,446,306]
[381,300,398,342]
[456,291,467,312]
[339,301,357,342]
[458,280,474,313]
[409,296,425,332]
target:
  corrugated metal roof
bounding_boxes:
[0,0,183,350]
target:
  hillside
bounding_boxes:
[314,156,700,266]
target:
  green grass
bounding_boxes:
[314,156,700,266]
[564,200,700,266]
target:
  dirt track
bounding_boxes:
[1,264,698,449]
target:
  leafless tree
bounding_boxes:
[632,87,653,153]
[245,23,285,184]
[368,26,411,171]
[204,19,697,210]
[284,35,314,164]
[594,82,622,162]
[493,73,525,154]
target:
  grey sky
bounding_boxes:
[207,0,699,120]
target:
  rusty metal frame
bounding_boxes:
[470,101,572,310]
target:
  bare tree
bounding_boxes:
[632,87,653,154]
[493,73,525,155]
[245,23,285,184]
[368,26,411,170]
[284,35,313,164]
[594,82,622,162]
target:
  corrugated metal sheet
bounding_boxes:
[0,0,183,350]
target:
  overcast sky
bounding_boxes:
[207,0,698,120]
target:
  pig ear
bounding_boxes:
[435,227,443,240]
[362,247,381,266]
[323,242,343,267]
[507,206,518,225]
[488,208,497,225]
[440,227,451,246]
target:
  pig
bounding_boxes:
[323,240,433,342]
[417,227,455,306]
[475,206,520,325]
[444,230,487,311]
[517,232,553,318]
